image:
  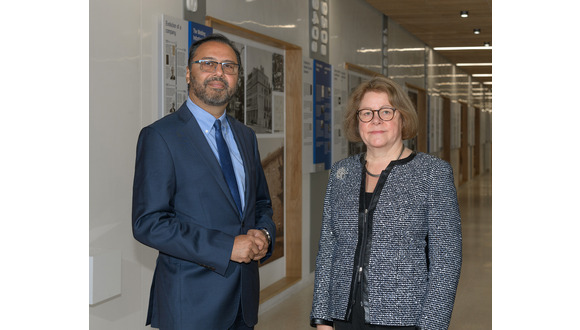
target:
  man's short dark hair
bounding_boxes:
[187,33,242,75]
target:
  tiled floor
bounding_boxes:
[256,172,492,330]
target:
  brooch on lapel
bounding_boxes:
[336,167,347,180]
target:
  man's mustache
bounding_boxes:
[204,76,229,89]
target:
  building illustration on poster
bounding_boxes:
[313,60,332,170]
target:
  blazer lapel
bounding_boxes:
[228,115,252,219]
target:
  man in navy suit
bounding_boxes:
[132,34,276,330]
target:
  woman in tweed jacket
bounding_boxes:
[310,77,462,330]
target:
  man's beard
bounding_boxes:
[191,75,237,107]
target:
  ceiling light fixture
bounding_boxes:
[434,46,492,50]
[460,11,469,18]
[473,28,481,35]
[483,42,491,47]
[457,63,492,67]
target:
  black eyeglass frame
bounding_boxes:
[193,60,240,75]
[356,107,397,122]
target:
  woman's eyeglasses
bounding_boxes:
[357,107,397,122]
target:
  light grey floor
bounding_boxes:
[256,172,492,330]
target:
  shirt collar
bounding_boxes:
[186,96,228,133]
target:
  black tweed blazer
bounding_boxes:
[311,152,462,330]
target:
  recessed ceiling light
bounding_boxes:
[460,11,469,18]
[483,42,491,47]
[473,29,481,35]
[457,63,492,67]
[434,46,492,50]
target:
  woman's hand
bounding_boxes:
[317,325,333,330]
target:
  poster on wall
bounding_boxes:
[332,67,348,164]
[160,15,189,117]
[188,21,213,48]
[245,45,280,134]
[313,60,332,171]
[302,58,315,173]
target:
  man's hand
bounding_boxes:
[247,229,269,260]
[231,233,265,263]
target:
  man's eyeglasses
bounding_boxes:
[193,60,240,75]
[357,107,397,122]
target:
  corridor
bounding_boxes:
[256,172,492,330]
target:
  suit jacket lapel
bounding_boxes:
[228,115,252,219]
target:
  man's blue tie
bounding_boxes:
[214,119,243,216]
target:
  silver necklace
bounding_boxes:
[365,144,405,178]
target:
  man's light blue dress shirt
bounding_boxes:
[186,97,246,213]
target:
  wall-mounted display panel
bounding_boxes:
[313,60,332,171]
[302,58,315,174]
[160,15,189,117]
[331,67,348,164]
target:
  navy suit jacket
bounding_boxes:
[132,102,276,329]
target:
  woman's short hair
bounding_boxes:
[343,76,418,142]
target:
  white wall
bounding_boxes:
[89,0,183,328]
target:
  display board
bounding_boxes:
[160,16,213,117]
[313,60,332,171]
[331,67,348,164]
[160,15,189,117]
[302,58,315,173]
